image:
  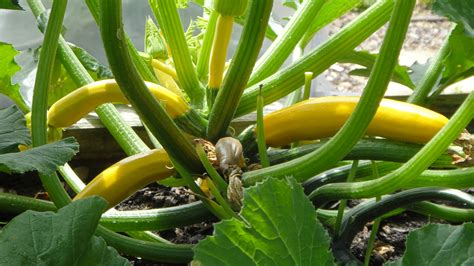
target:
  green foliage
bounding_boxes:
[342,50,416,89]
[0,197,130,266]
[0,43,29,112]
[0,137,79,175]
[433,0,474,37]
[0,105,30,154]
[0,105,79,175]
[441,25,474,86]
[193,177,335,266]
[387,223,474,265]
[0,0,22,10]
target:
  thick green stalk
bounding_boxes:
[196,10,219,81]
[100,0,202,173]
[85,0,159,84]
[207,0,273,141]
[257,87,270,167]
[27,0,149,155]
[236,0,394,117]
[149,0,205,108]
[248,0,326,86]
[407,27,453,105]
[242,0,415,185]
[408,201,474,222]
[310,92,474,206]
[30,0,71,208]
[334,160,359,236]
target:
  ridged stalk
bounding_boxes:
[207,0,274,141]
[248,0,326,86]
[242,0,416,185]
[196,10,219,81]
[30,0,71,208]
[309,92,474,206]
[236,0,394,117]
[27,0,149,155]
[149,0,205,108]
[100,0,202,173]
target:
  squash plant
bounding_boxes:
[0,0,473,264]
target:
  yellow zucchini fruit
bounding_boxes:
[47,79,189,128]
[262,96,449,147]
[74,149,174,209]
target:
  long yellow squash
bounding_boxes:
[74,149,174,209]
[262,96,449,147]
[47,79,189,128]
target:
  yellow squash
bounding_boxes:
[47,79,189,128]
[262,96,449,147]
[73,149,174,209]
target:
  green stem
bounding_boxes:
[242,0,416,186]
[196,9,218,81]
[248,0,325,86]
[100,0,202,173]
[27,0,149,155]
[333,188,474,264]
[257,87,270,167]
[334,160,359,236]
[149,0,205,108]
[407,26,453,105]
[206,0,273,141]
[30,0,71,208]
[407,201,474,223]
[363,162,381,266]
[236,0,394,117]
[196,144,228,194]
[310,92,474,206]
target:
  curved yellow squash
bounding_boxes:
[47,79,189,128]
[263,96,449,147]
[74,149,174,209]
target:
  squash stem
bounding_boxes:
[256,86,270,167]
[242,0,415,185]
[149,0,205,108]
[236,0,395,117]
[100,0,202,173]
[197,9,219,82]
[29,0,71,208]
[207,0,274,141]
[248,0,325,86]
[363,162,382,266]
[334,160,359,236]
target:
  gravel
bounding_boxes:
[325,3,452,94]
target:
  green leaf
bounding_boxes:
[69,43,114,80]
[282,0,300,9]
[0,0,22,10]
[408,59,431,87]
[0,137,79,175]
[302,0,361,46]
[193,177,335,266]
[432,0,474,37]
[0,197,130,265]
[386,223,474,266]
[440,25,474,87]
[0,105,30,154]
[0,42,29,113]
[341,50,416,89]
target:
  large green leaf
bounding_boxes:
[432,0,474,37]
[0,42,29,112]
[0,197,130,265]
[193,177,335,265]
[0,105,30,154]
[0,0,22,10]
[386,223,474,266]
[0,137,79,175]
